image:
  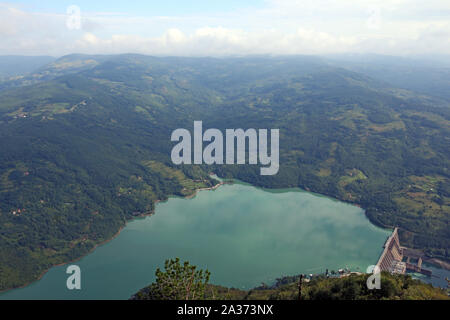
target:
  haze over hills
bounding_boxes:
[0,56,56,79]
[2,54,450,100]
[325,54,450,100]
[0,54,448,291]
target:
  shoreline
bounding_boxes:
[0,178,226,295]
[0,220,133,294]
[1,176,447,295]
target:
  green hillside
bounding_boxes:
[0,54,448,291]
[131,259,449,300]
[133,273,449,300]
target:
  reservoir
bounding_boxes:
[0,180,391,300]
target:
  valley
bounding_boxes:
[0,55,448,292]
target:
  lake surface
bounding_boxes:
[0,180,392,300]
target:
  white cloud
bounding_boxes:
[0,1,449,56]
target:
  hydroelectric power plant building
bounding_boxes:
[376,228,432,276]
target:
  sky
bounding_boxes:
[1,0,449,57]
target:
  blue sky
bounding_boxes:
[11,0,265,15]
[1,1,449,56]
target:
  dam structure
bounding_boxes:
[376,228,432,276]
[376,228,406,274]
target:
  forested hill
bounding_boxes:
[0,54,448,291]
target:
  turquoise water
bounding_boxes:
[0,181,391,300]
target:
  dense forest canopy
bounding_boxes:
[0,54,448,291]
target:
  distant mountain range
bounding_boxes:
[0,54,448,291]
[2,54,450,100]
[325,54,450,100]
[0,56,56,79]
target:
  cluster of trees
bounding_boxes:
[131,258,210,300]
[131,259,449,300]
